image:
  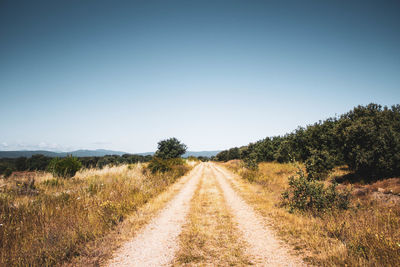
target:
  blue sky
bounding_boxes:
[1,0,399,153]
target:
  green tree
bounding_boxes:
[47,156,82,178]
[15,157,28,171]
[28,154,52,171]
[336,104,400,178]
[154,138,187,159]
[305,149,335,180]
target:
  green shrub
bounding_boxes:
[243,156,258,171]
[305,150,335,180]
[282,166,350,214]
[47,156,82,178]
[147,157,185,174]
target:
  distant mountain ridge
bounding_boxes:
[183,151,221,158]
[0,149,126,158]
[0,149,221,158]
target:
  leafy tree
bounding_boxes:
[15,157,28,171]
[215,150,229,161]
[274,139,293,163]
[216,147,241,162]
[216,103,400,180]
[197,156,210,162]
[155,138,187,159]
[95,158,107,169]
[47,156,82,178]
[336,104,400,178]
[305,149,335,180]
[28,155,52,171]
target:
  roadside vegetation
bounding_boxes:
[0,138,192,266]
[0,153,152,177]
[221,160,400,266]
[216,103,400,181]
[215,103,400,266]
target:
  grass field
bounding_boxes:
[0,163,192,266]
[221,160,400,266]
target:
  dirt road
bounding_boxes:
[107,163,304,266]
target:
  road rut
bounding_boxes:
[212,164,305,267]
[107,164,203,267]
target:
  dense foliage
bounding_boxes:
[154,137,187,159]
[0,154,152,177]
[282,167,351,213]
[47,157,82,178]
[216,103,400,180]
[0,155,52,175]
[336,104,400,178]
[147,157,188,176]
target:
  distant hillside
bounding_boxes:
[0,150,221,158]
[183,151,220,158]
[0,149,126,158]
[138,151,220,158]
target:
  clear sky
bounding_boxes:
[1,0,399,153]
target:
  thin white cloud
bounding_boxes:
[0,142,75,152]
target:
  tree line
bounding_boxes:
[0,137,200,178]
[216,103,400,181]
[0,154,152,178]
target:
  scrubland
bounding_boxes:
[221,160,400,266]
[0,162,192,266]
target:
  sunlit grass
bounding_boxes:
[220,160,400,266]
[0,163,192,266]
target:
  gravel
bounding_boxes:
[212,164,306,267]
[107,164,203,267]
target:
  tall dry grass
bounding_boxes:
[221,160,400,266]
[0,163,191,266]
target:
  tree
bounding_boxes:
[28,154,52,171]
[305,149,335,180]
[154,138,187,159]
[47,156,82,178]
[336,104,400,178]
[15,157,28,171]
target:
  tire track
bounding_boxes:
[211,164,305,267]
[107,164,204,267]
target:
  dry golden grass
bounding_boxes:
[174,165,251,266]
[0,162,193,266]
[67,162,198,266]
[220,161,400,267]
